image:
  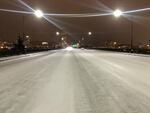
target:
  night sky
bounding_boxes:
[0,0,150,45]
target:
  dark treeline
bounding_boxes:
[0,36,53,58]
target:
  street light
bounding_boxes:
[56,32,60,36]
[26,35,29,38]
[113,9,134,52]
[34,10,44,18]
[22,9,43,40]
[61,37,64,41]
[113,9,123,18]
[88,32,92,36]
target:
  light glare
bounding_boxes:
[88,32,92,35]
[34,10,43,18]
[65,46,73,51]
[56,32,60,36]
[1,7,150,18]
[114,9,123,17]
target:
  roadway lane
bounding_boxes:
[0,49,150,113]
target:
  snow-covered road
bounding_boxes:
[0,49,150,113]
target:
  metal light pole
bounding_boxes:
[88,32,92,47]
[22,9,44,37]
[130,21,134,52]
[56,32,60,45]
[113,9,134,52]
[22,15,25,39]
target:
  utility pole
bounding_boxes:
[22,15,25,39]
[130,21,134,52]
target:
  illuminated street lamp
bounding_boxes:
[56,32,60,36]
[113,9,123,18]
[0,46,4,49]
[88,32,92,36]
[61,37,64,41]
[114,42,117,45]
[22,9,43,40]
[113,9,134,52]
[34,10,44,18]
[147,44,150,49]
[26,35,29,38]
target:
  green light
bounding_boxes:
[72,44,77,48]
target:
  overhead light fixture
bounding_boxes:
[113,9,123,18]
[34,9,43,18]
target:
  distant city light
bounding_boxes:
[65,46,73,51]
[61,37,64,41]
[34,10,43,18]
[42,42,48,45]
[88,32,92,36]
[114,42,117,45]
[56,32,60,36]
[113,9,123,18]
[0,46,4,49]
[26,35,29,38]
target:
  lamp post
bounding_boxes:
[87,32,92,47]
[22,15,25,39]
[56,32,60,36]
[56,32,60,42]
[22,9,43,39]
[34,10,44,18]
[88,32,92,36]
[113,9,134,52]
[130,21,133,52]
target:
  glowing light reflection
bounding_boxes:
[65,46,73,51]
[124,7,150,14]
[34,10,43,18]
[44,12,112,17]
[17,0,34,11]
[0,8,33,14]
[17,0,66,32]
[0,7,150,18]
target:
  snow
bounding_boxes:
[0,49,150,113]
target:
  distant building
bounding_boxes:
[30,41,55,49]
[105,41,119,49]
[0,41,12,50]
